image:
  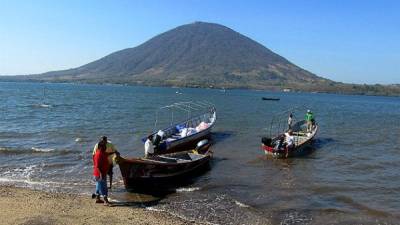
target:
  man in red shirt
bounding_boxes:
[93,140,110,205]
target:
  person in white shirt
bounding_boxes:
[144,135,154,157]
[285,130,295,150]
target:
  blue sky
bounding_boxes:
[0,0,399,84]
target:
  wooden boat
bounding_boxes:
[262,97,280,101]
[145,101,216,155]
[117,140,212,191]
[261,120,318,158]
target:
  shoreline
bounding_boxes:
[0,185,195,225]
[0,80,399,97]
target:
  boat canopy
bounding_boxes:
[264,105,310,138]
[153,101,215,130]
[141,101,216,144]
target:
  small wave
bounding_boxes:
[234,199,250,208]
[145,206,164,212]
[75,138,82,142]
[0,177,91,190]
[0,177,17,183]
[0,147,80,155]
[2,165,38,179]
[107,197,122,203]
[32,147,55,152]
[30,103,52,108]
[176,187,201,192]
[39,103,52,108]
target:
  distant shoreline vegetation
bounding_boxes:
[0,78,399,97]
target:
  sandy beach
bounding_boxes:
[0,185,193,225]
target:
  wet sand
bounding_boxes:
[0,186,193,225]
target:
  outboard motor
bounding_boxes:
[261,137,272,146]
[195,139,209,152]
[153,134,162,147]
[152,130,165,149]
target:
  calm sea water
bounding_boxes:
[1,81,399,224]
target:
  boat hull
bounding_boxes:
[118,150,212,191]
[161,127,212,154]
[262,138,315,158]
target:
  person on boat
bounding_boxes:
[144,135,154,157]
[153,130,165,153]
[93,140,110,206]
[285,130,295,157]
[274,136,285,152]
[285,130,295,149]
[288,113,294,130]
[305,110,314,132]
[92,136,119,189]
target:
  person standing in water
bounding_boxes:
[144,135,154,157]
[93,140,110,206]
[92,136,119,189]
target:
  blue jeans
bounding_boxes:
[94,176,108,197]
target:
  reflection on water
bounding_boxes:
[1,82,400,224]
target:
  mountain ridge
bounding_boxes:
[1,22,399,96]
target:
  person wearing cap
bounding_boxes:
[305,110,314,132]
[92,136,119,189]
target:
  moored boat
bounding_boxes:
[262,97,280,101]
[261,120,318,158]
[117,140,212,191]
[145,101,216,155]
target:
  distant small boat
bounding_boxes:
[39,103,51,108]
[117,140,212,191]
[262,97,280,101]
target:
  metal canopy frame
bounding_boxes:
[266,104,308,138]
[154,101,215,130]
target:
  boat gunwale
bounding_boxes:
[118,148,213,166]
[135,158,211,178]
